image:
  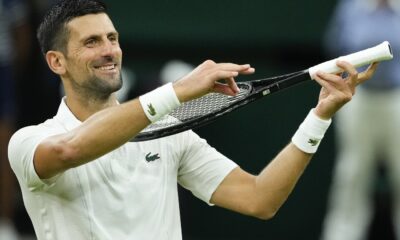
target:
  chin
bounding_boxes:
[108,77,123,94]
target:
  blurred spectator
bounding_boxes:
[321,0,400,239]
[0,0,30,239]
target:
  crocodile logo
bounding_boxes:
[145,152,160,162]
[308,138,319,146]
[147,103,156,116]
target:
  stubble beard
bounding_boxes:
[71,70,123,102]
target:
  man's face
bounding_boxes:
[63,13,123,99]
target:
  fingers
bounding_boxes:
[225,76,240,94]
[219,66,254,94]
[213,82,238,96]
[313,69,354,119]
[214,73,240,94]
[174,60,255,102]
[336,60,358,75]
[335,60,358,87]
[310,60,378,120]
[214,62,254,72]
[358,62,379,84]
[202,60,255,94]
[314,71,342,92]
[335,60,378,86]
[202,60,255,75]
[240,68,256,75]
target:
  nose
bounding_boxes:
[101,39,121,57]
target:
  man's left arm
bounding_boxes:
[210,61,378,219]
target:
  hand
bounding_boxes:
[313,60,378,120]
[173,60,255,102]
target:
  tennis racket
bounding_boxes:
[131,41,393,142]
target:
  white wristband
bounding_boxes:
[291,109,332,154]
[139,83,181,122]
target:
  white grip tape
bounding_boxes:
[139,83,181,122]
[308,41,393,79]
[291,109,332,154]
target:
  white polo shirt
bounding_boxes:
[8,99,237,240]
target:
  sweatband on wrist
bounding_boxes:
[139,83,181,122]
[291,109,332,154]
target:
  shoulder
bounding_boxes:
[10,119,60,145]
[11,124,46,140]
[9,125,45,149]
[8,121,64,190]
[8,119,63,161]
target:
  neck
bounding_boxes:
[64,91,118,121]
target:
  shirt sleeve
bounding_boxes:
[177,131,238,205]
[8,125,59,191]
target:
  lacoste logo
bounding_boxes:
[147,103,156,116]
[145,152,160,162]
[308,138,319,146]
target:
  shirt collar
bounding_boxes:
[54,97,120,131]
[55,97,82,131]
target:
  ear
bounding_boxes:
[45,51,66,75]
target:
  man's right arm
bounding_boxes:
[33,99,149,179]
[33,60,255,179]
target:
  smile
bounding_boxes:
[94,64,118,74]
[94,64,118,72]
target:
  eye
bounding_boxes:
[108,34,118,43]
[85,38,97,47]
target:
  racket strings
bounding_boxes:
[140,84,252,133]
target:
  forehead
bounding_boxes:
[67,13,117,40]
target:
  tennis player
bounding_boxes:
[8,0,378,239]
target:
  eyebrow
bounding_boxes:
[81,31,119,42]
[107,31,119,38]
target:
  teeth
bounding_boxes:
[99,65,115,70]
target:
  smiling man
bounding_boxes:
[7,0,378,240]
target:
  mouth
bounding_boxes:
[94,63,118,73]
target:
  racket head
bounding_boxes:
[131,70,309,142]
[132,82,253,141]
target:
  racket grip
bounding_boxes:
[308,41,393,79]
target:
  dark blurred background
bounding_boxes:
[3,0,395,239]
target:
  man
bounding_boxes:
[8,0,377,239]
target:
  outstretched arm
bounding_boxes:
[210,61,378,219]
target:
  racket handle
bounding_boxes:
[308,41,393,79]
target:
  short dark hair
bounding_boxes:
[37,0,107,55]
